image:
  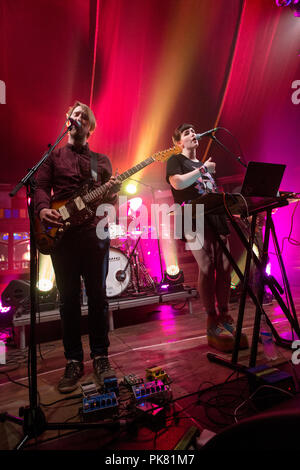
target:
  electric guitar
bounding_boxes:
[35,145,181,254]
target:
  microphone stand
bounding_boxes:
[210,134,247,169]
[2,124,118,449]
[2,126,70,447]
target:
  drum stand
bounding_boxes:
[124,233,155,295]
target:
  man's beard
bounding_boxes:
[72,128,86,142]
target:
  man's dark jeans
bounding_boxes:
[51,227,110,362]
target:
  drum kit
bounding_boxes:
[106,222,156,298]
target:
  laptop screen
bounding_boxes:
[241,161,286,197]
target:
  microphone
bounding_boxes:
[67,117,82,128]
[195,127,218,140]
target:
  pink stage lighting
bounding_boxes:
[0,301,11,314]
[275,0,300,15]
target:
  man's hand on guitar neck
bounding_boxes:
[104,174,122,204]
[107,174,122,192]
[39,208,63,227]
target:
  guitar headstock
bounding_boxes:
[152,144,182,162]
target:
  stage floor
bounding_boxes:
[0,286,299,451]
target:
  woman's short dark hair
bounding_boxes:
[172,123,194,144]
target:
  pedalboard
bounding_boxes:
[81,391,118,421]
[104,375,119,395]
[135,401,166,432]
[80,382,118,421]
[146,366,169,383]
[132,379,171,402]
[124,374,144,387]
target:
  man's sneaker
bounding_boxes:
[207,318,235,353]
[93,356,115,386]
[219,314,249,349]
[57,360,84,394]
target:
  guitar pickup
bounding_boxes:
[58,205,70,220]
[74,196,86,211]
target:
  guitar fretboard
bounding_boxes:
[83,156,155,204]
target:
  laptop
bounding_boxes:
[240,161,286,197]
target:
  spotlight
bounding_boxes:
[157,268,184,293]
[275,0,292,6]
[275,0,300,15]
[37,279,54,292]
[0,301,11,314]
[1,279,58,317]
[166,264,180,276]
[0,300,13,328]
[0,281,29,326]
[291,3,300,16]
[125,183,137,195]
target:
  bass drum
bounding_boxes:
[106,247,131,298]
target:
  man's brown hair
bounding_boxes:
[66,101,97,137]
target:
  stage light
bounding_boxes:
[38,253,55,295]
[0,300,13,328]
[157,268,184,293]
[37,279,54,292]
[166,264,180,276]
[275,0,300,15]
[275,0,292,6]
[292,3,300,15]
[125,183,137,195]
[0,300,11,314]
[160,284,169,290]
[1,279,57,317]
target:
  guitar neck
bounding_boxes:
[83,156,155,204]
[118,156,155,182]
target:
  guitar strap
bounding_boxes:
[90,152,98,182]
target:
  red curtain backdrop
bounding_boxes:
[1,0,298,182]
[0,0,299,279]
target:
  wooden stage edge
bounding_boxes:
[12,287,198,349]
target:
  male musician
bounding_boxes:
[35,101,120,393]
[166,123,248,352]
